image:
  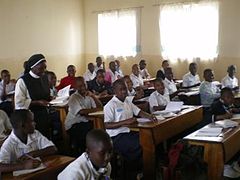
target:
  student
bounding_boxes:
[0,70,15,116]
[211,87,240,121]
[87,69,112,96]
[65,76,102,155]
[95,56,105,73]
[199,69,220,107]
[0,110,11,140]
[0,109,57,172]
[182,62,201,88]
[15,54,51,138]
[105,61,118,84]
[58,129,112,180]
[163,67,179,98]
[104,79,156,176]
[139,59,151,79]
[56,65,76,91]
[130,64,144,88]
[115,59,124,77]
[46,71,58,99]
[124,75,136,96]
[156,60,169,80]
[149,79,170,113]
[83,63,96,82]
[221,65,239,90]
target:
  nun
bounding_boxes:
[14,54,51,138]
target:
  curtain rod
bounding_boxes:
[152,0,206,6]
[92,6,144,14]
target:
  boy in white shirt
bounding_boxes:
[149,79,170,113]
[65,76,102,155]
[0,109,56,172]
[124,75,136,96]
[115,60,124,77]
[104,79,156,178]
[182,63,201,88]
[84,63,96,82]
[139,59,151,79]
[130,64,144,88]
[221,65,238,90]
[58,129,112,180]
[163,67,179,98]
[94,56,105,73]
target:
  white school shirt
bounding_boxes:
[0,110,11,139]
[0,130,54,163]
[140,68,151,79]
[182,72,200,87]
[149,90,170,113]
[58,152,111,180]
[94,64,104,73]
[0,81,15,103]
[65,91,96,131]
[130,73,144,88]
[128,88,136,96]
[221,75,238,89]
[116,68,124,77]
[14,71,39,109]
[104,96,141,137]
[163,78,177,95]
[83,70,96,82]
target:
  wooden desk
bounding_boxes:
[184,123,240,180]
[88,110,105,130]
[2,155,75,180]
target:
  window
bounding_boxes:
[98,9,139,57]
[159,1,219,61]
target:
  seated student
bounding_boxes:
[105,61,119,84]
[0,69,15,116]
[94,56,105,73]
[221,65,238,90]
[149,79,170,113]
[182,62,201,88]
[211,87,240,121]
[87,69,112,97]
[124,75,136,96]
[139,59,151,79]
[83,63,96,82]
[58,129,112,180]
[65,76,102,155]
[0,110,11,140]
[0,109,57,172]
[56,65,76,91]
[104,79,156,177]
[46,71,58,99]
[130,64,144,88]
[163,67,179,98]
[115,59,124,77]
[199,69,220,107]
[156,60,169,80]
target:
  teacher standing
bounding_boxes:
[15,54,51,138]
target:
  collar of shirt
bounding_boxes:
[164,78,174,84]
[227,74,236,80]
[9,131,35,148]
[112,95,130,104]
[29,71,40,79]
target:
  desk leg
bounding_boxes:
[139,129,156,180]
[93,117,105,130]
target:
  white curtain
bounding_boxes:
[98,9,138,57]
[159,1,219,61]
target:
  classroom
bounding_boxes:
[1,0,240,180]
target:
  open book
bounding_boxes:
[49,85,71,105]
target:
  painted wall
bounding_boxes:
[84,0,240,81]
[0,0,85,79]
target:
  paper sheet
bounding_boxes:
[195,127,222,137]
[57,85,71,97]
[49,85,71,105]
[215,119,238,128]
[165,101,184,112]
[137,118,152,123]
[13,160,46,176]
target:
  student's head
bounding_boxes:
[123,75,133,91]
[135,86,144,99]
[113,79,128,101]
[86,129,113,168]
[96,69,105,85]
[75,76,86,95]
[67,65,76,77]
[162,60,169,70]
[46,71,57,88]
[27,54,47,76]
[88,63,95,73]
[139,60,147,70]
[227,65,237,78]
[132,64,139,76]
[189,62,198,76]
[115,60,120,68]
[1,70,10,83]
[10,110,35,134]
[221,87,234,105]
[164,67,173,80]
[154,78,165,95]
[203,69,214,82]
[96,56,102,67]
[109,61,116,72]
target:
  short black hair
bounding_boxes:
[154,78,163,84]
[162,60,168,65]
[96,69,105,75]
[139,59,146,65]
[86,129,112,149]
[1,69,9,76]
[67,65,75,70]
[189,62,197,68]
[112,79,125,92]
[75,76,84,82]
[123,75,130,80]
[45,71,56,77]
[96,56,102,61]
[221,87,233,97]
[227,65,236,72]
[10,110,32,129]
[203,68,212,76]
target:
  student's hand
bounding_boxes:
[37,100,49,107]
[99,90,108,97]
[86,91,95,97]
[124,117,137,125]
[23,159,41,169]
[148,114,158,122]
